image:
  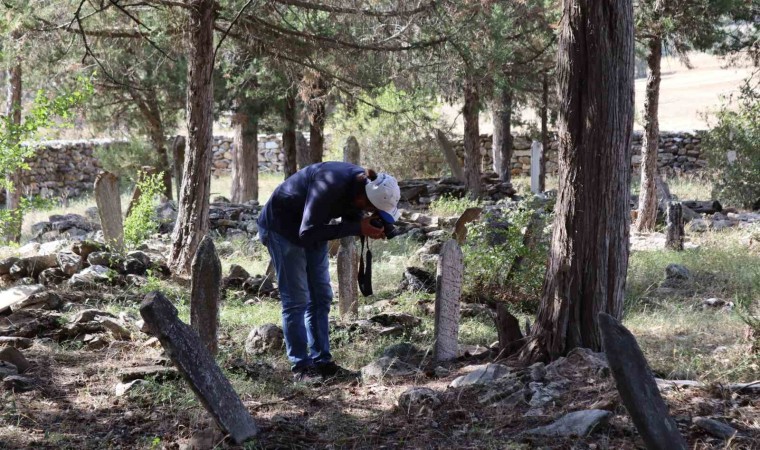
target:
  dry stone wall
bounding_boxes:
[1,131,707,203]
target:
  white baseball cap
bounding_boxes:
[365,173,401,223]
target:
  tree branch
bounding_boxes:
[271,0,434,17]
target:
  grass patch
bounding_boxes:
[429,194,482,217]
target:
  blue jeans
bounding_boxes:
[259,227,333,370]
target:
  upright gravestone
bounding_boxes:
[434,239,464,362]
[140,292,258,444]
[599,312,687,450]
[338,136,361,318]
[665,202,684,251]
[94,171,124,252]
[530,141,543,194]
[190,236,222,356]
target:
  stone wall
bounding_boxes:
[0,139,107,203]
[1,130,708,203]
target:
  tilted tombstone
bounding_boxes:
[599,312,687,450]
[433,239,464,362]
[94,171,124,252]
[530,141,543,194]
[190,236,221,356]
[665,202,684,251]
[337,136,360,318]
[140,292,258,444]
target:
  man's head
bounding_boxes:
[353,170,401,223]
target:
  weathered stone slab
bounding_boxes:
[140,292,257,443]
[524,409,612,437]
[692,417,739,440]
[433,239,463,362]
[666,202,684,251]
[0,285,45,314]
[530,141,543,194]
[190,236,221,356]
[94,171,124,252]
[0,337,33,349]
[599,312,687,450]
[118,365,179,382]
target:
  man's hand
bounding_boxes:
[360,217,385,239]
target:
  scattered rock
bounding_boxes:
[692,417,739,440]
[530,362,547,382]
[69,265,115,289]
[242,275,276,296]
[10,255,59,279]
[0,309,62,338]
[397,387,441,414]
[87,252,125,269]
[0,347,30,373]
[223,264,251,288]
[98,317,133,340]
[118,365,180,382]
[0,361,18,379]
[0,337,33,349]
[244,324,284,355]
[56,251,82,276]
[478,378,524,405]
[546,347,608,380]
[114,379,147,396]
[38,268,68,286]
[2,375,35,392]
[361,357,419,381]
[0,257,19,275]
[702,298,734,310]
[450,363,510,388]
[10,290,61,312]
[523,409,612,437]
[665,264,691,280]
[399,267,436,293]
[528,380,568,408]
[0,285,46,314]
[382,342,422,361]
[689,219,709,232]
[72,240,107,260]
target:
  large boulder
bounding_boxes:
[57,251,82,276]
[0,285,45,314]
[69,265,115,289]
[9,255,59,279]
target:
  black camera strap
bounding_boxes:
[358,236,373,297]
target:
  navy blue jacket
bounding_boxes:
[258,162,365,247]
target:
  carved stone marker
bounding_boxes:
[337,137,360,317]
[434,239,464,362]
[190,236,221,356]
[94,171,124,252]
[665,202,684,251]
[530,141,543,194]
[599,312,687,450]
[140,292,258,443]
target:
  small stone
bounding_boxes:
[87,252,125,269]
[702,298,733,310]
[397,387,441,414]
[523,409,612,437]
[369,312,422,329]
[244,324,284,355]
[665,264,690,281]
[114,379,146,397]
[0,257,19,275]
[361,357,419,381]
[3,375,35,392]
[0,347,30,373]
[530,362,547,382]
[57,251,82,276]
[433,366,450,378]
[39,268,68,286]
[382,342,422,360]
[0,361,19,379]
[69,265,115,288]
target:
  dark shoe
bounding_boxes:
[292,366,323,384]
[315,361,360,381]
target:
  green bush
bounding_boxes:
[463,199,550,311]
[702,77,760,209]
[123,172,164,247]
[327,84,443,179]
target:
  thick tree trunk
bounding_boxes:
[540,71,549,192]
[171,136,186,201]
[308,100,325,165]
[169,0,215,275]
[518,0,635,363]
[147,126,173,201]
[635,36,663,232]
[4,63,23,243]
[282,91,298,178]
[492,87,514,182]
[462,77,481,198]
[230,101,259,203]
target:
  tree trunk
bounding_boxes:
[540,71,549,192]
[171,135,186,201]
[147,125,173,201]
[282,90,298,178]
[517,0,635,363]
[492,87,514,182]
[4,63,23,243]
[169,0,215,275]
[635,36,663,232]
[434,129,465,182]
[230,99,259,203]
[462,77,481,198]
[308,77,326,165]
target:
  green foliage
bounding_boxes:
[463,200,549,310]
[123,172,164,247]
[0,76,93,190]
[327,84,442,178]
[702,76,760,208]
[429,194,482,217]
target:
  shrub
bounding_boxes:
[327,84,443,179]
[123,172,164,247]
[702,76,760,209]
[463,199,550,311]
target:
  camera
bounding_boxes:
[370,217,402,239]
